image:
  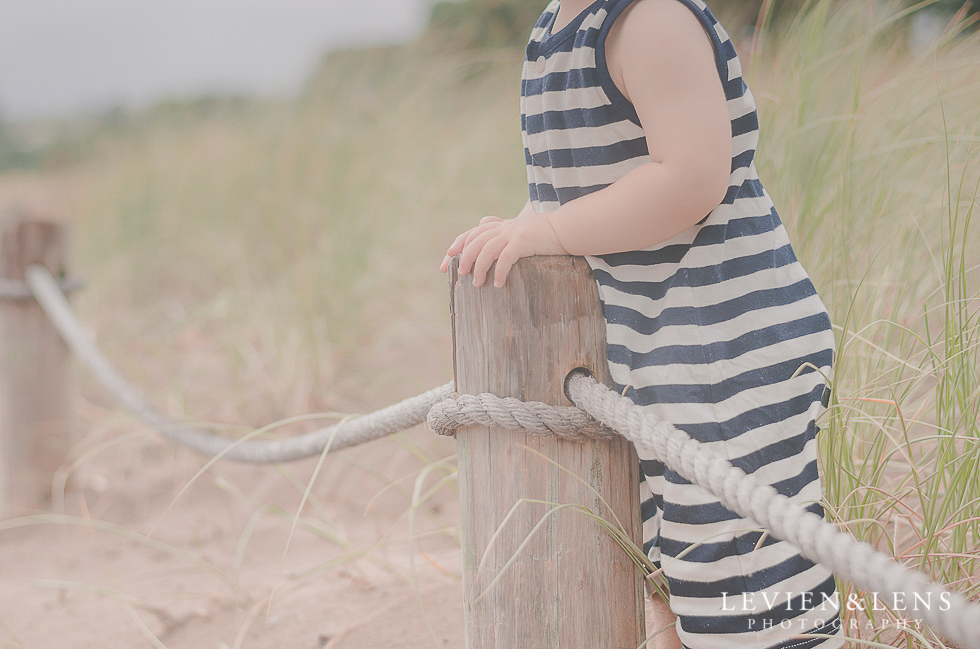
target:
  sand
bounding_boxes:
[0,407,466,649]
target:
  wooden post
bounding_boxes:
[0,215,73,510]
[451,256,645,649]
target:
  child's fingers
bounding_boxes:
[443,224,487,272]
[470,235,508,287]
[443,219,507,275]
[460,231,505,282]
[456,228,497,276]
[492,245,522,287]
[463,220,500,248]
[445,228,475,258]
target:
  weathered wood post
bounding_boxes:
[0,214,74,510]
[450,256,645,649]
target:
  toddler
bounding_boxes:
[441,1,843,647]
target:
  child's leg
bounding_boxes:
[637,370,844,648]
[660,479,842,648]
[647,594,683,649]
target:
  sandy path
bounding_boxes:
[0,420,465,649]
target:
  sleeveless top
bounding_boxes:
[521,0,835,481]
[520,6,844,640]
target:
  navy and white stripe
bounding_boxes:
[521,1,842,646]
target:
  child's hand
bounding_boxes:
[440,212,568,287]
[439,216,503,275]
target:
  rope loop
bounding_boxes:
[427,392,616,441]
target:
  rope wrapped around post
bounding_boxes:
[24,264,980,648]
[429,373,980,648]
[426,392,615,441]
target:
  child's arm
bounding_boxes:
[443,0,732,288]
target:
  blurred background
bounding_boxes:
[0,0,976,122]
[0,1,978,648]
[0,1,431,121]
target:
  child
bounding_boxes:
[440,0,842,647]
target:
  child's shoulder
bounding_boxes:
[610,0,715,51]
[606,0,723,106]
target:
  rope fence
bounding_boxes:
[15,263,980,648]
[25,265,452,463]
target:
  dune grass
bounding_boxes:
[746,1,980,645]
[0,0,978,647]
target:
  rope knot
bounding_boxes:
[426,392,616,441]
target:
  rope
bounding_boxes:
[564,371,980,649]
[25,265,452,463]
[24,264,980,646]
[427,392,616,440]
[427,377,980,645]
[0,275,84,300]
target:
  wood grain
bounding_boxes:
[451,256,644,649]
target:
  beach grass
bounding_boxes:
[748,1,980,645]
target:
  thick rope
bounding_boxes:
[564,371,980,649]
[25,265,451,463]
[25,265,980,646]
[427,392,615,440]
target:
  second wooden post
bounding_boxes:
[0,215,74,511]
[451,256,645,649]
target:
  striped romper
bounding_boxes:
[521,1,844,647]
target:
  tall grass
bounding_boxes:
[0,1,977,647]
[749,1,980,645]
